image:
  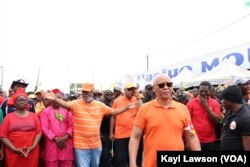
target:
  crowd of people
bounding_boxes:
[0,74,249,167]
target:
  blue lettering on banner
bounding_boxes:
[179,66,192,73]
[162,69,167,74]
[130,43,250,85]
[222,53,244,65]
[201,58,219,72]
[145,74,152,82]
[168,68,178,78]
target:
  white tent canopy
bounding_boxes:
[193,59,250,85]
[172,68,199,88]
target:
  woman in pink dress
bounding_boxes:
[40,89,74,167]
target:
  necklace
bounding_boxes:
[54,109,64,121]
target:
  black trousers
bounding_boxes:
[99,134,112,167]
[201,141,217,151]
[113,137,143,167]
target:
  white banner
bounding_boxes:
[117,42,250,88]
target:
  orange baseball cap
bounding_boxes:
[81,83,94,92]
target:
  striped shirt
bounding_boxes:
[68,99,113,149]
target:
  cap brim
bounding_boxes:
[10,81,29,89]
[126,86,136,89]
[81,89,92,92]
[35,90,42,94]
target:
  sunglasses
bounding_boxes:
[157,82,173,88]
[127,88,136,91]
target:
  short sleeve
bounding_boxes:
[240,118,250,136]
[181,105,194,131]
[134,105,146,130]
[68,100,77,113]
[212,100,221,116]
[102,103,113,115]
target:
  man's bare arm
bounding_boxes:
[183,129,201,151]
[129,125,143,167]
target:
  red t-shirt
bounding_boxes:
[187,96,221,143]
[0,96,5,106]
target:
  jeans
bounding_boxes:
[75,147,102,167]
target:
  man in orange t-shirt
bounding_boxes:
[129,74,201,167]
[42,83,140,167]
[110,82,142,167]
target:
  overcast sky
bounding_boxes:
[1,0,250,92]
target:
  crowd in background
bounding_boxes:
[0,75,249,167]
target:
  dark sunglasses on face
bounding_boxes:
[157,82,173,89]
[127,88,136,91]
[82,91,91,94]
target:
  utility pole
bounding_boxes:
[146,54,149,71]
[0,66,3,88]
[34,65,41,92]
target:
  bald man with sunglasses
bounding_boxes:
[129,74,201,167]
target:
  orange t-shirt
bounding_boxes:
[68,99,113,149]
[112,96,138,138]
[135,99,192,167]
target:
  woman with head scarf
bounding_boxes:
[0,88,42,167]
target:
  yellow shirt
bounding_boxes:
[35,102,45,114]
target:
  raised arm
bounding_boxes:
[110,101,141,116]
[41,91,70,110]
[199,97,222,123]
